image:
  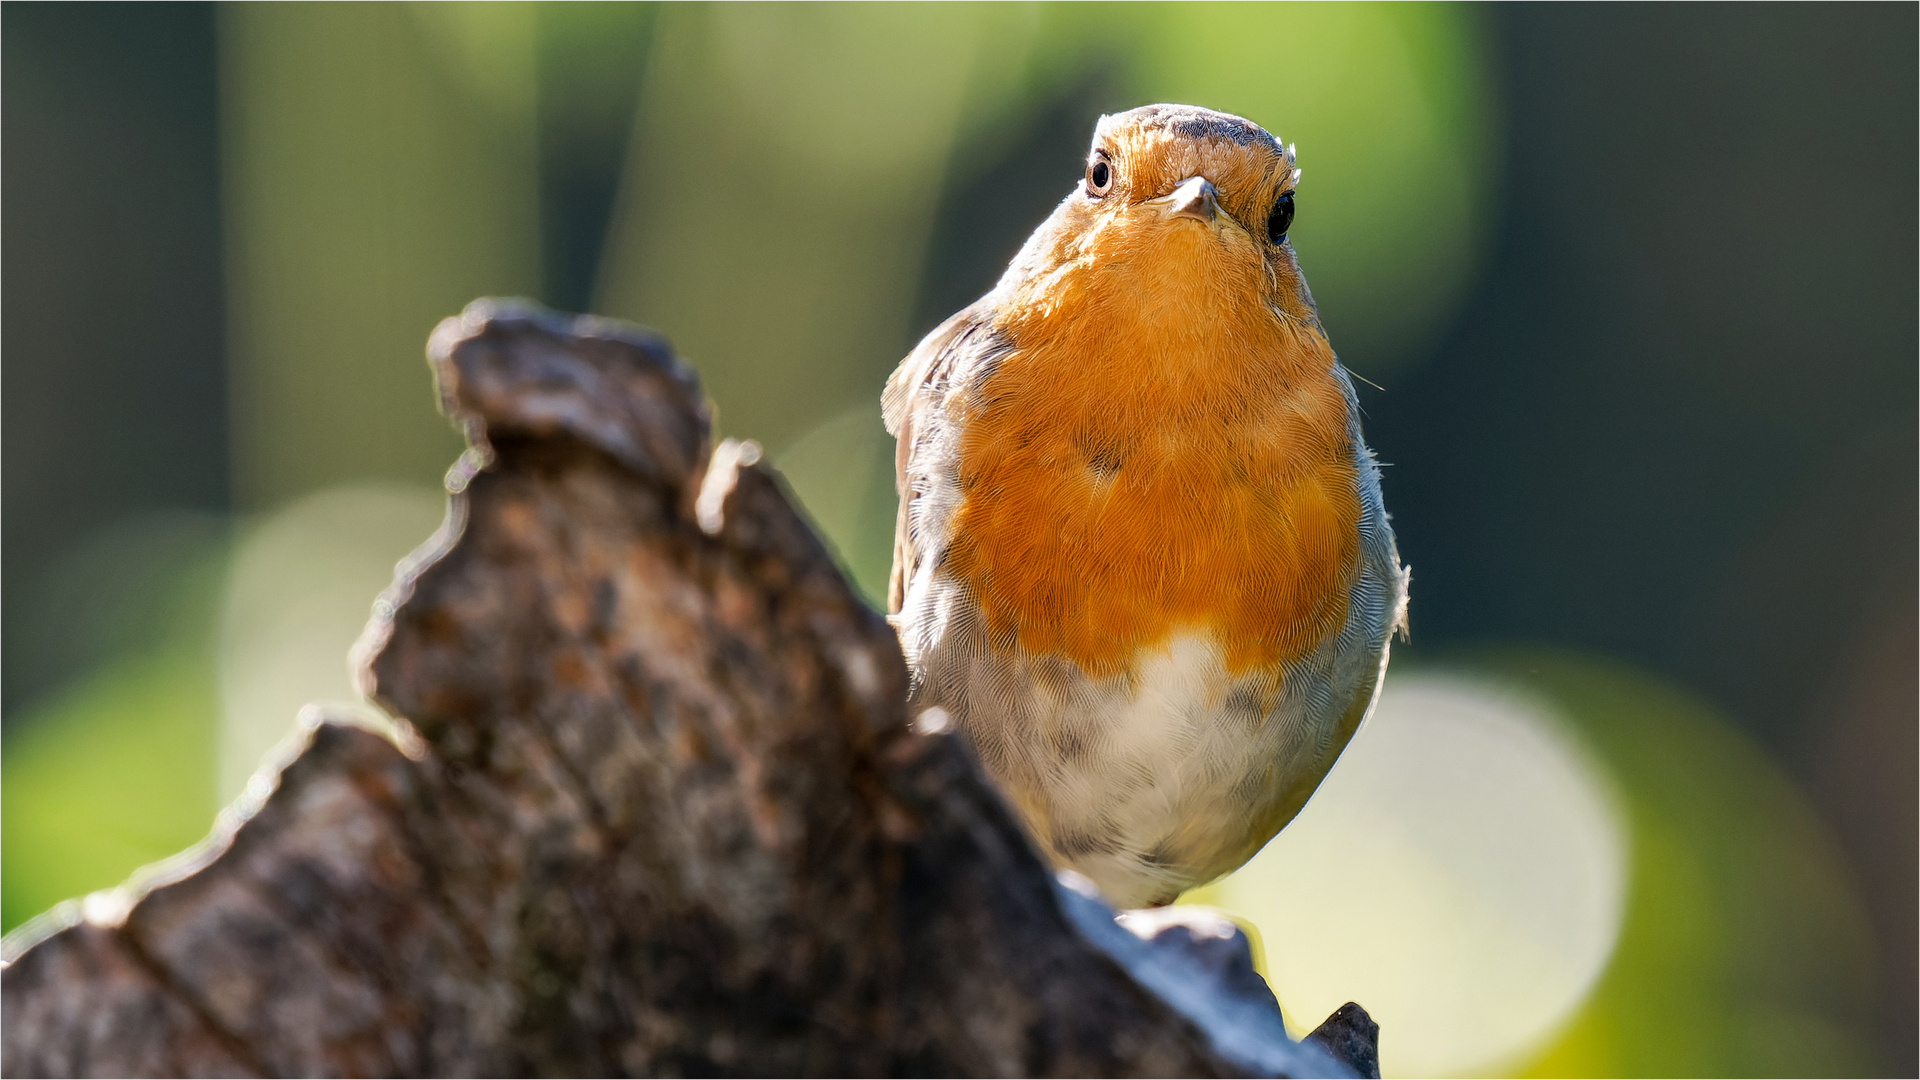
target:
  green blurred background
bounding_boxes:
[3,4,1912,1075]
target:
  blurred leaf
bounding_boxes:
[2,518,228,934]
[533,2,656,312]
[6,513,228,709]
[219,2,539,508]
[597,4,1033,453]
[2,648,217,933]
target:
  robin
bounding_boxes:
[885,104,1409,909]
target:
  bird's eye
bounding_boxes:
[1086,155,1113,198]
[1267,192,1295,243]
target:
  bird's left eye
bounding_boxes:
[1267,192,1295,243]
[1086,154,1114,198]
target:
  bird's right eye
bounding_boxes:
[1086,154,1114,198]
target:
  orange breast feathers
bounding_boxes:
[942,224,1361,681]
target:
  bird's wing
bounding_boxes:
[884,304,997,614]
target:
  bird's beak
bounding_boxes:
[1153,176,1219,225]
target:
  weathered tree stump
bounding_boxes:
[1,301,1365,1078]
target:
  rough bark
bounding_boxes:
[1305,1003,1380,1080]
[2,301,1360,1078]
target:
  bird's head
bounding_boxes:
[997,104,1314,333]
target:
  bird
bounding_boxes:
[883,104,1409,909]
